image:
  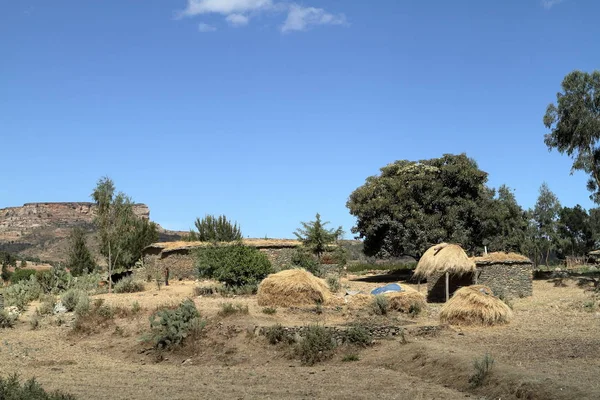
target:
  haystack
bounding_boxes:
[257,269,331,307]
[439,285,513,326]
[346,286,427,314]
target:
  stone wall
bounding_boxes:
[474,262,533,298]
[256,325,407,343]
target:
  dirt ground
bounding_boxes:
[1,276,599,400]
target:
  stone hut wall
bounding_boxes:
[474,262,533,298]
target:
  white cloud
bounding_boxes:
[281,4,346,33]
[198,22,217,32]
[177,0,347,33]
[226,13,250,26]
[541,0,565,9]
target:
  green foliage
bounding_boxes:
[342,353,360,362]
[131,301,141,314]
[294,213,343,260]
[72,299,115,334]
[113,277,145,294]
[218,302,249,316]
[0,374,76,400]
[36,267,73,295]
[91,176,159,282]
[344,324,372,347]
[1,263,12,282]
[556,205,596,258]
[290,247,321,276]
[37,295,56,316]
[10,269,37,284]
[148,299,204,349]
[347,154,522,258]
[293,325,337,365]
[326,275,341,293]
[262,307,277,315]
[4,277,42,311]
[469,353,495,388]
[524,183,562,266]
[0,310,16,328]
[544,70,600,203]
[264,324,293,345]
[188,214,242,242]
[195,244,272,287]
[372,295,389,316]
[65,227,96,277]
[61,289,87,312]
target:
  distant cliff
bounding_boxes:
[0,202,179,263]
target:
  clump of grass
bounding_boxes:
[409,301,423,317]
[218,302,249,316]
[72,298,115,335]
[314,300,323,315]
[147,299,205,350]
[131,301,141,314]
[36,295,56,316]
[217,284,258,296]
[29,314,41,330]
[293,324,337,366]
[193,285,219,296]
[342,353,360,362]
[326,276,341,293]
[264,324,294,345]
[61,289,87,312]
[469,353,495,388]
[583,300,598,312]
[372,295,389,315]
[113,277,145,294]
[345,324,372,347]
[0,373,76,400]
[262,307,277,315]
[0,310,16,329]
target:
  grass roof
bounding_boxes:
[413,243,476,278]
[145,238,302,254]
[473,252,531,264]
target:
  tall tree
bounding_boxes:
[544,70,600,203]
[188,215,242,242]
[557,205,594,258]
[91,176,158,292]
[481,185,528,253]
[65,227,96,276]
[347,154,493,258]
[293,213,343,260]
[532,183,561,265]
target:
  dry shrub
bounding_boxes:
[257,269,331,307]
[440,285,513,326]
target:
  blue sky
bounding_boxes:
[1,0,599,238]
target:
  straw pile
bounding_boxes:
[439,285,513,326]
[414,243,476,278]
[347,286,426,313]
[257,269,331,307]
[472,252,531,264]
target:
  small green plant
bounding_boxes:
[114,277,145,294]
[0,310,16,329]
[4,278,42,311]
[264,324,294,345]
[262,307,277,315]
[469,353,495,388]
[218,302,249,316]
[342,353,360,362]
[0,373,76,400]
[345,324,372,347]
[195,244,272,287]
[61,289,86,312]
[147,299,204,349]
[409,301,423,317]
[131,301,141,314]
[372,295,389,315]
[29,314,41,330]
[583,300,598,312]
[37,295,56,316]
[293,325,337,365]
[314,300,323,315]
[290,248,321,276]
[326,275,341,293]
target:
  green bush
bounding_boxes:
[290,248,321,276]
[293,325,337,365]
[10,269,37,284]
[264,324,293,345]
[469,353,495,388]
[0,374,76,400]
[195,244,272,287]
[372,295,389,316]
[72,299,114,335]
[0,310,16,329]
[345,324,372,347]
[326,276,341,292]
[61,290,86,312]
[36,267,73,295]
[37,295,56,316]
[148,299,204,349]
[4,277,42,311]
[114,277,145,294]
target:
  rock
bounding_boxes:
[182,358,193,365]
[54,301,67,314]
[5,306,20,318]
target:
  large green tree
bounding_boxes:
[91,177,158,292]
[556,205,594,258]
[65,227,96,276]
[293,213,344,260]
[347,154,498,258]
[187,215,242,242]
[531,183,561,265]
[544,70,600,203]
[480,185,528,253]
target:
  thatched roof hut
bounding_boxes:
[414,243,475,278]
[439,285,513,326]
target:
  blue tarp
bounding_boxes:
[370,283,402,295]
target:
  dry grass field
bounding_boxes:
[1,276,599,399]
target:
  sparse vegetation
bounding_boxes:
[187,214,242,242]
[342,353,360,362]
[469,353,495,388]
[37,295,56,316]
[372,295,389,315]
[218,302,249,316]
[264,324,294,345]
[61,289,87,312]
[147,299,204,350]
[29,314,41,330]
[0,374,76,400]
[262,307,277,315]
[326,275,341,292]
[113,277,145,293]
[344,324,372,347]
[9,268,37,284]
[292,324,337,366]
[0,310,16,328]
[72,298,116,335]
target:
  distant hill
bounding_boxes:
[0,202,183,264]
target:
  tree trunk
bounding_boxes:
[108,243,112,294]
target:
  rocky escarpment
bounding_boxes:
[0,202,177,263]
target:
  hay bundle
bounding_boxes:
[440,285,513,326]
[257,269,331,307]
[386,290,427,313]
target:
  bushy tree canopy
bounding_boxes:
[293,213,343,260]
[188,215,242,242]
[65,227,96,276]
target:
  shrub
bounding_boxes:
[342,353,360,362]
[262,307,277,315]
[187,214,242,242]
[195,244,272,287]
[290,248,321,276]
[36,267,72,295]
[0,374,76,400]
[70,273,104,294]
[114,277,145,294]
[264,324,293,345]
[147,299,204,349]
[131,301,141,314]
[10,269,37,284]
[37,295,56,316]
[345,324,372,347]
[72,299,114,335]
[469,353,495,388]
[372,295,389,315]
[29,314,41,330]
[0,310,16,329]
[61,290,86,312]
[218,302,249,316]
[293,325,337,365]
[4,278,42,311]
[326,276,341,293]
[216,283,258,296]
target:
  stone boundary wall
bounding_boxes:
[475,262,533,298]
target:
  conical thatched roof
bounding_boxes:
[413,243,475,278]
